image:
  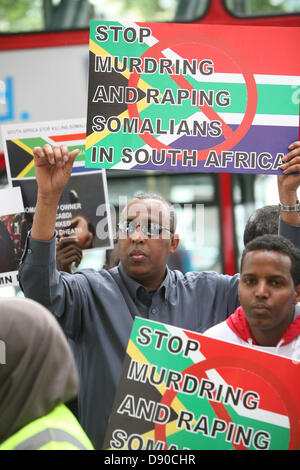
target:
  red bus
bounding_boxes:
[0,0,299,276]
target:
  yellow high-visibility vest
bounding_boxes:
[0,403,94,450]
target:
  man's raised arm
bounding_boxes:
[31,144,79,241]
[19,144,81,334]
[278,141,300,248]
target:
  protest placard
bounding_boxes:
[1,119,113,251]
[85,21,300,174]
[104,317,300,450]
[0,187,24,287]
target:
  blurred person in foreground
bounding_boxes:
[204,235,300,359]
[0,297,93,450]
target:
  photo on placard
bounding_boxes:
[0,187,25,287]
[12,172,112,251]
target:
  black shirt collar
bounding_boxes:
[118,262,170,302]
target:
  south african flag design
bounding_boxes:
[86,22,300,174]
[104,317,300,450]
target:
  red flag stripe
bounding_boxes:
[49,133,86,142]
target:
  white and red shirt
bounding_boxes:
[204,306,300,361]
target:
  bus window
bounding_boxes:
[0,0,200,34]
[224,0,300,17]
[232,173,256,269]
[168,174,220,271]
[0,0,215,34]
[1,0,299,286]
[102,171,221,273]
[76,171,221,273]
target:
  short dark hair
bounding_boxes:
[241,234,300,286]
[243,205,279,246]
[133,192,177,233]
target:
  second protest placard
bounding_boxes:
[104,317,300,450]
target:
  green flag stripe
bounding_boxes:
[130,318,195,372]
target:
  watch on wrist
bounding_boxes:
[278,200,300,212]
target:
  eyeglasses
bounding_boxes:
[118,219,173,237]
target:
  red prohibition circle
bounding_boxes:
[154,355,300,450]
[127,32,258,161]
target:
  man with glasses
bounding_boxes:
[118,194,179,291]
[19,143,300,449]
